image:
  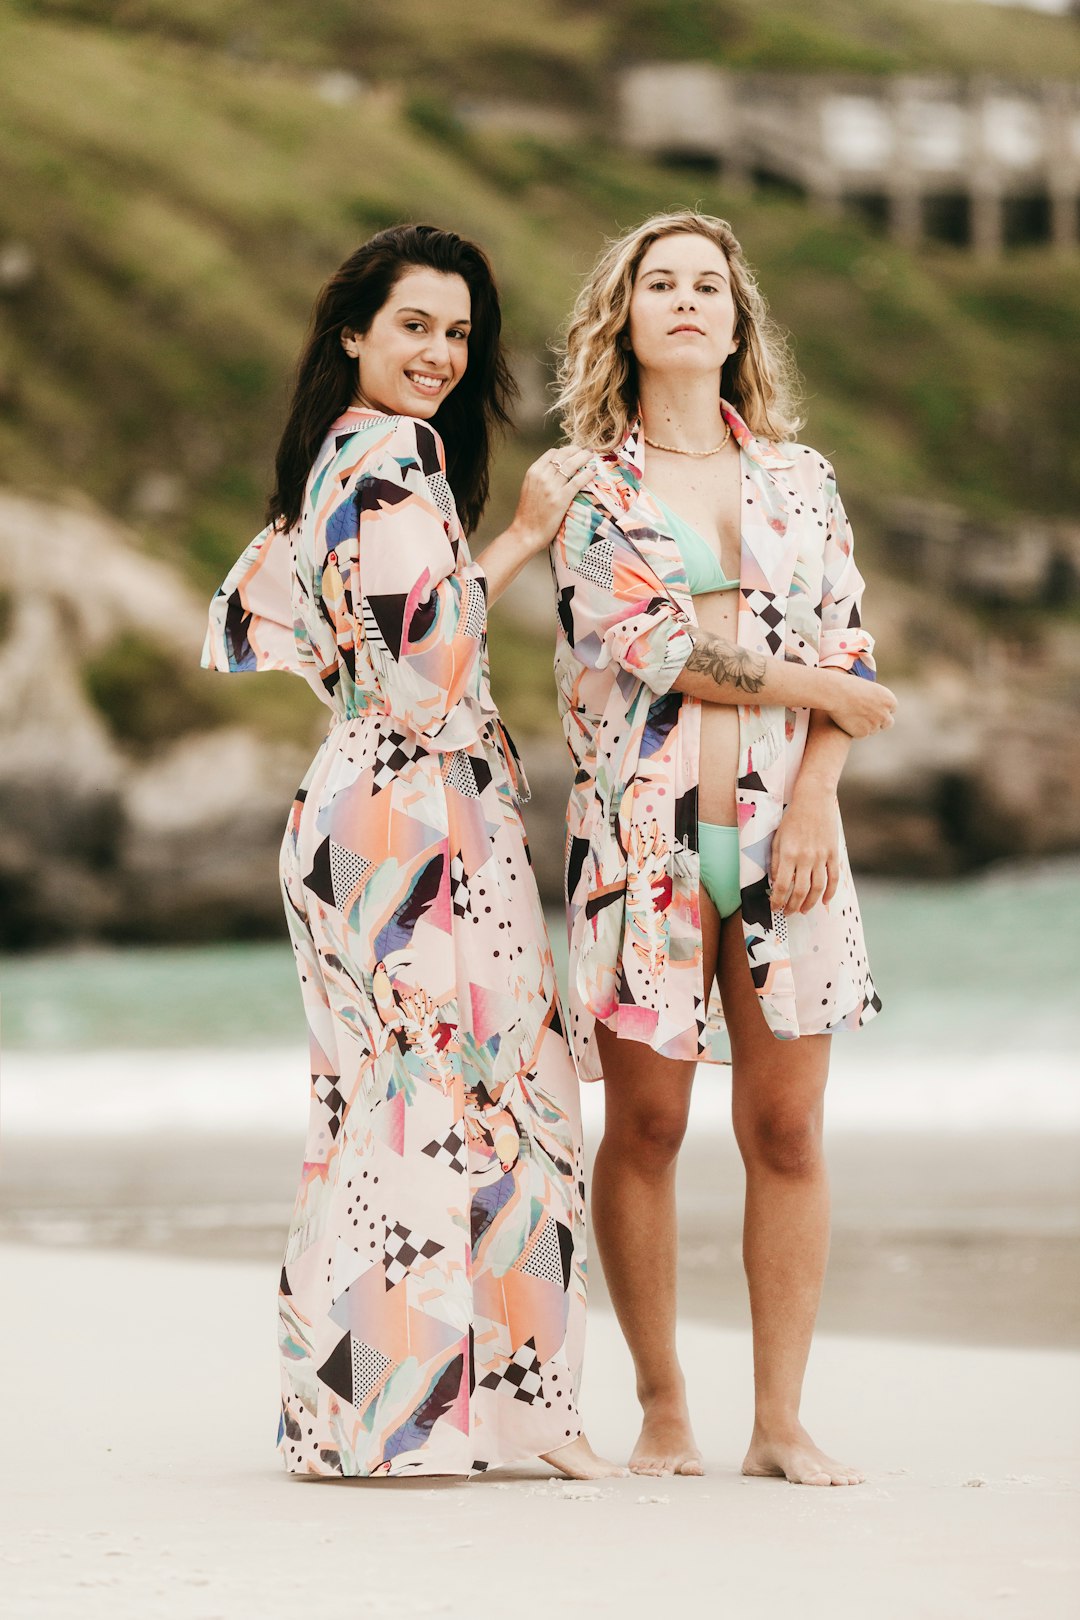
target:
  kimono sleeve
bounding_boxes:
[818,467,876,680]
[351,419,488,744]
[201,521,329,703]
[553,492,694,697]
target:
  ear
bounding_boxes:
[341,328,360,359]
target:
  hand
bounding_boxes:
[507,446,595,557]
[770,794,840,914]
[817,670,897,739]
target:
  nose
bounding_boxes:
[673,288,697,310]
[421,334,451,370]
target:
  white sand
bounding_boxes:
[2,1246,1078,1619]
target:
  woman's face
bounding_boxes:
[343,267,471,417]
[626,232,738,380]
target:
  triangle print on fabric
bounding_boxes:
[329,842,372,913]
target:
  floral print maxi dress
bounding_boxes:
[203,407,586,1476]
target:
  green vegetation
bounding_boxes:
[84,630,320,751]
[2,3,1079,742]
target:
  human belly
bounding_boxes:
[694,589,740,827]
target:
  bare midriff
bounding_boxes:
[642,446,743,830]
[694,585,740,826]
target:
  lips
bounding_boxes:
[405,371,448,394]
[669,326,705,336]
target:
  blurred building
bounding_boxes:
[618,67,1080,253]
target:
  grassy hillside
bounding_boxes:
[19,0,1080,93]
[1,4,1078,745]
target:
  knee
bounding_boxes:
[740,1107,823,1178]
[605,1104,689,1173]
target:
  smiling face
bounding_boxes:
[342,266,471,417]
[626,232,739,380]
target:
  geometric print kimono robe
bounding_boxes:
[203,407,586,1475]
[550,399,882,1084]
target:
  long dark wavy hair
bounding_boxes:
[268,224,517,534]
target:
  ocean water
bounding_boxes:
[2,862,1078,1139]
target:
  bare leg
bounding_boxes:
[588,894,721,1476]
[718,916,864,1486]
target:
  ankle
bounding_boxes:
[637,1379,689,1415]
[751,1406,804,1441]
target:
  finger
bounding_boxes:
[787,862,811,914]
[560,446,594,474]
[802,862,828,913]
[822,860,840,908]
[770,849,795,911]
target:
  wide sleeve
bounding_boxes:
[818,466,876,680]
[201,521,330,702]
[349,419,490,744]
[552,491,695,697]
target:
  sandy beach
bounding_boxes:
[2,1240,1078,1620]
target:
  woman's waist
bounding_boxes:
[321,705,527,795]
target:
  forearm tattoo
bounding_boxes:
[684,627,768,694]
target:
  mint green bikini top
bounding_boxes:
[651,491,740,596]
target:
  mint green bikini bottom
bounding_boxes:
[699,821,741,919]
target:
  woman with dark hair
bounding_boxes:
[550,212,897,1484]
[203,224,618,1480]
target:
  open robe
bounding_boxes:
[204,408,585,1475]
[550,399,882,1082]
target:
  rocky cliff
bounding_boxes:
[5,488,1079,948]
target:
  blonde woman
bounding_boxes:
[549,211,896,1484]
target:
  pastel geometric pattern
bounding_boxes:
[550,397,881,1082]
[203,409,586,1477]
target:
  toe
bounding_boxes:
[675,1456,705,1477]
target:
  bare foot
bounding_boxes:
[629,1399,704,1477]
[742,1423,865,1487]
[541,1434,628,1480]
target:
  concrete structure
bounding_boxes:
[618,67,1080,253]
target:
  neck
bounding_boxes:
[637,371,726,451]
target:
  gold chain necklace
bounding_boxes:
[642,423,731,458]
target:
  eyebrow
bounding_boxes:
[398,305,472,325]
[642,267,729,278]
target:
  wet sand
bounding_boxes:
[2,1125,1077,1350]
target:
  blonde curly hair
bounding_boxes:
[552,209,803,451]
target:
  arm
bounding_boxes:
[672,628,892,737]
[474,446,596,605]
[769,712,850,913]
[675,466,892,735]
[202,521,332,706]
[348,420,489,743]
[770,470,879,910]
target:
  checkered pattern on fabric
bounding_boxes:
[383,1221,444,1290]
[745,588,785,655]
[479,1337,543,1405]
[449,854,471,920]
[421,1127,467,1175]
[313,1073,347,1140]
[372,729,420,792]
